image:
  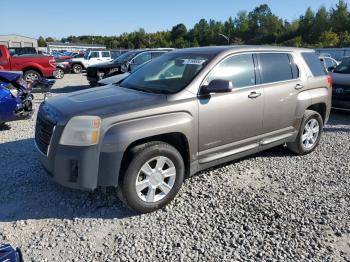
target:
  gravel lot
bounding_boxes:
[0,74,349,261]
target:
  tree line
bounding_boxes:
[38,1,350,50]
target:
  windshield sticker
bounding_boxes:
[182,59,206,65]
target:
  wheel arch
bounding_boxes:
[22,67,43,76]
[307,103,327,124]
[119,132,191,185]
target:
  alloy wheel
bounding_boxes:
[135,156,176,203]
[302,118,320,150]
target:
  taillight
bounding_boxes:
[49,57,56,68]
[327,75,332,89]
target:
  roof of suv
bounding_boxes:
[171,45,314,55]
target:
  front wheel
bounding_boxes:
[120,142,185,213]
[287,110,323,155]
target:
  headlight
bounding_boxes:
[9,89,18,97]
[59,116,101,146]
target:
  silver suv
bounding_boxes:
[35,46,332,213]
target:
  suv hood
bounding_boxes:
[45,85,166,120]
[89,61,124,69]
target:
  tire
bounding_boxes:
[120,142,185,213]
[54,68,64,79]
[23,70,41,82]
[72,64,83,74]
[287,110,323,155]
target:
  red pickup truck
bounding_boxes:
[0,45,56,81]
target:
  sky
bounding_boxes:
[1,0,349,39]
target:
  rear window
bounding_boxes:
[259,53,297,84]
[302,52,327,77]
[0,50,2,57]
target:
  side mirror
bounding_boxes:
[328,66,335,72]
[202,79,233,94]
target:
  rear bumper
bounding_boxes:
[41,67,56,78]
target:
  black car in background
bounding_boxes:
[86,49,173,86]
[330,58,350,111]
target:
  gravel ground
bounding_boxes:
[0,74,350,261]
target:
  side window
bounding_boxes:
[206,54,256,88]
[151,52,166,59]
[102,51,110,58]
[259,53,294,84]
[133,52,152,64]
[0,49,2,57]
[288,54,300,79]
[302,52,327,77]
[90,52,99,58]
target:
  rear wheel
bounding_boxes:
[23,70,41,82]
[120,142,185,213]
[287,110,323,155]
[54,68,64,79]
[72,64,83,74]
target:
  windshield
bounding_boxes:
[120,52,213,94]
[334,58,350,74]
[113,51,137,63]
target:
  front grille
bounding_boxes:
[35,109,56,155]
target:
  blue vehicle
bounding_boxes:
[0,71,34,126]
[0,244,23,262]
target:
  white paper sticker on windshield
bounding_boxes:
[182,59,206,65]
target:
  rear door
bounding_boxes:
[257,53,301,134]
[101,51,112,63]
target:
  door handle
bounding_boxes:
[248,91,261,99]
[295,84,304,90]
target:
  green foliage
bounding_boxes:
[37,36,46,47]
[40,0,350,49]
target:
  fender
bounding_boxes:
[97,112,196,187]
[296,87,330,124]
[21,62,44,74]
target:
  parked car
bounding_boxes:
[319,56,339,72]
[0,45,57,81]
[54,60,71,79]
[86,49,173,86]
[0,45,56,81]
[0,71,34,126]
[69,49,112,74]
[35,46,331,213]
[97,61,150,86]
[329,58,350,111]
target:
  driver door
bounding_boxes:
[198,53,264,163]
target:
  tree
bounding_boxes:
[45,37,55,43]
[319,30,340,47]
[170,24,187,42]
[38,36,46,47]
[299,7,315,44]
[247,4,283,44]
[330,0,349,33]
[311,6,330,43]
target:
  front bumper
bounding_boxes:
[37,142,101,190]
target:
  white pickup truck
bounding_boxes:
[69,50,112,74]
